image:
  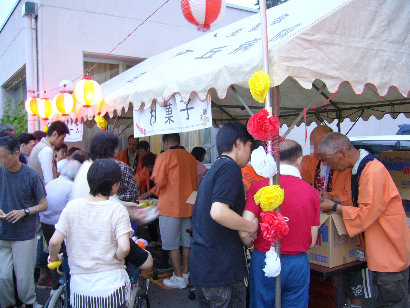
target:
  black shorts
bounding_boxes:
[344,268,372,299]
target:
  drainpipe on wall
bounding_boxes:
[23,1,38,133]
[32,13,39,131]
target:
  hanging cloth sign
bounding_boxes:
[133,93,211,137]
[64,122,83,142]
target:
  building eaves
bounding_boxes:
[226,3,259,13]
[0,0,21,33]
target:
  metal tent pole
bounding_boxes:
[259,1,281,307]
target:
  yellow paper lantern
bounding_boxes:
[53,91,75,115]
[25,97,39,115]
[74,78,101,107]
[37,98,53,120]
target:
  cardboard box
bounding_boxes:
[381,151,410,216]
[307,213,357,268]
[381,151,410,190]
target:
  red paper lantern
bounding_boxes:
[181,0,226,31]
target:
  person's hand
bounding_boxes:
[319,190,332,202]
[0,209,6,221]
[5,209,25,223]
[320,199,335,213]
[140,192,152,199]
[249,217,259,234]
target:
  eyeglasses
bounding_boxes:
[333,149,341,155]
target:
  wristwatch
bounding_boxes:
[332,202,340,213]
[23,208,30,217]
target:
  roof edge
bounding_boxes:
[0,0,21,33]
[226,3,259,13]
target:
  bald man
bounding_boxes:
[320,133,410,308]
[301,125,351,205]
[241,139,320,307]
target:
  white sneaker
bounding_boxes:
[183,272,190,285]
[163,274,187,289]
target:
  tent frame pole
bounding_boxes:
[231,86,254,116]
[259,1,281,307]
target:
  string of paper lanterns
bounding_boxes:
[25,77,101,119]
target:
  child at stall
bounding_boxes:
[48,159,135,307]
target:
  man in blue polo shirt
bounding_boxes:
[190,122,258,307]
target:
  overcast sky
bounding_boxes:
[0,0,17,29]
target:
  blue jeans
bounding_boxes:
[249,249,310,308]
[195,278,247,308]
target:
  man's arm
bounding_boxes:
[239,210,257,247]
[0,209,6,221]
[4,197,48,224]
[38,147,54,184]
[320,163,386,237]
[311,226,319,248]
[320,190,342,203]
[210,202,258,234]
[49,230,65,262]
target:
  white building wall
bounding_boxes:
[0,0,254,144]
[1,0,255,104]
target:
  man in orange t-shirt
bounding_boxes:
[320,132,410,307]
[151,133,197,289]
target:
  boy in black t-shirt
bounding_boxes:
[190,122,258,308]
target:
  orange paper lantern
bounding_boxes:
[37,98,53,120]
[53,91,75,115]
[74,78,101,107]
[25,97,39,115]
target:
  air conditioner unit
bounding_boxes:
[22,2,38,17]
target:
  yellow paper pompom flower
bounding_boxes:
[254,185,284,212]
[95,115,108,130]
[248,71,271,104]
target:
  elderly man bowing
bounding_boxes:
[319,132,410,308]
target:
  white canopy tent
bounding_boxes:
[59,0,410,129]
